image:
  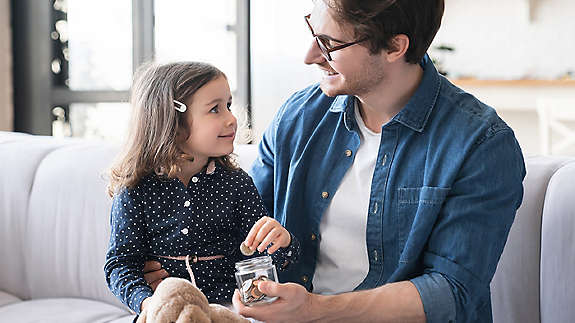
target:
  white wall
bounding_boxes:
[433,0,575,156]
[0,0,13,131]
[432,0,575,80]
[250,0,318,139]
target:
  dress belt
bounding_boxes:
[153,254,224,286]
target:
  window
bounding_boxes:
[13,0,249,140]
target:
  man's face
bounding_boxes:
[304,1,388,97]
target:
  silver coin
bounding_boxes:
[240,242,255,256]
[242,278,253,293]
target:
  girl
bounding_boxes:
[104,62,300,316]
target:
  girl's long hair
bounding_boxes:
[107,62,238,197]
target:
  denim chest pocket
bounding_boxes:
[396,186,450,263]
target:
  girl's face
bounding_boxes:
[178,76,237,161]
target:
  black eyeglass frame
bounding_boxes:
[304,14,369,61]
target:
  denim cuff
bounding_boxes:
[410,272,456,323]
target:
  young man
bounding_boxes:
[145,0,525,321]
[232,0,525,322]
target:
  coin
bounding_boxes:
[242,279,253,293]
[240,242,255,256]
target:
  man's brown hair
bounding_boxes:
[325,0,444,64]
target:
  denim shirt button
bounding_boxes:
[301,275,309,283]
[321,191,329,199]
[310,233,317,241]
[345,149,352,157]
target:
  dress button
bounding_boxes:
[191,177,199,183]
[321,191,329,199]
[345,149,352,157]
[310,233,317,241]
[181,228,189,235]
[184,200,191,207]
[301,275,309,283]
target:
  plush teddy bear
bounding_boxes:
[136,277,250,323]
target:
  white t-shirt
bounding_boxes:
[312,100,381,295]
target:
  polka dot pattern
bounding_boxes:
[104,163,300,314]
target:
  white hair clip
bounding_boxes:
[173,100,187,113]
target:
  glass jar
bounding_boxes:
[235,255,278,306]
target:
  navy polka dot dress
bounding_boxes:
[104,161,300,314]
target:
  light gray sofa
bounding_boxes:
[1,131,574,322]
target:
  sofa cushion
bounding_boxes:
[0,290,21,308]
[0,132,72,299]
[491,156,574,323]
[540,162,575,323]
[0,298,134,323]
[24,142,124,308]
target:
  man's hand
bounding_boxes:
[232,280,316,323]
[244,216,292,254]
[143,260,169,291]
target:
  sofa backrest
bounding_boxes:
[0,132,261,309]
[490,156,574,323]
[21,139,260,308]
[1,131,574,322]
[0,134,70,300]
[24,142,123,307]
[539,162,575,323]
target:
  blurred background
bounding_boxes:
[1,0,575,156]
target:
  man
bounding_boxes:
[146,0,525,321]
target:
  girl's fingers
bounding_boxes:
[258,227,281,252]
[254,221,277,250]
[271,228,291,253]
[267,240,281,254]
[149,278,163,291]
[244,216,268,248]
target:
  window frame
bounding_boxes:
[12,0,251,135]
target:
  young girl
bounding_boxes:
[104,62,300,316]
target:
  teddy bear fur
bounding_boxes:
[136,277,250,323]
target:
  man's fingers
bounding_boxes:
[149,278,163,291]
[143,268,169,285]
[257,280,284,298]
[232,289,254,317]
[143,260,162,273]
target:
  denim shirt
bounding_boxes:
[249,55,526,322]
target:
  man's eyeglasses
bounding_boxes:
[304,14,368,61]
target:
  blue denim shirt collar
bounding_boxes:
[328,54,440,133]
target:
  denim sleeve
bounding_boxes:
[411,272,456,323]
[414,129,525,322]
[104,187,153,314]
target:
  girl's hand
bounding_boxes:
[244,216,291,254]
